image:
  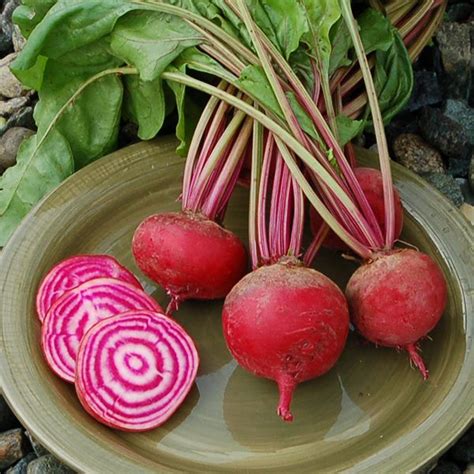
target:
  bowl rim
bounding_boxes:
[0,138,473,473]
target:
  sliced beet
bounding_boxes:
[36,255,142,322]
[75,310,199,432]
[42,278,162,382]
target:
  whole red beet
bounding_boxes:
[132,211,247,309]
[222,259,349,422]
[346,249,447,379]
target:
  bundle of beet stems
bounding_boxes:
[131,0,448,421]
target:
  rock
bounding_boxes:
[0,96,29,117]
[457,177,474,205]
[11,25,25,52]
[393,133,445,174]
[450,428,474,464]
[446,3,473,23]
[26,455,74,474]
[6,453,37,474]
[406,71,443,112]
[449,156,472,179]
[24,433,49,458]
[0,0,17,56]
[0,53,27,99]
[424,173,465,207]
[445,100,474,147]
[436,22,472,100]
[0,127,34,169]
[386,112,420,143]
[469,157,474,191]
[0,429,29,470]
[6,106,35,130]
[465,464,474,474]
[419,107,470,161]
[432,460,462,474]
[0,395,21,431]
[461,204,474,225]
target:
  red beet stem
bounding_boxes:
[406,343,429,380]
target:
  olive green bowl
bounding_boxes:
[0,138,472,473]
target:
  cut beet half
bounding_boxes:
[75,310,199,432]
[36,255,142,322]
[42,278,162,382]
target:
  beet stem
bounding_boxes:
[406,343,429,380]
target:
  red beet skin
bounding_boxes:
[132,211,247,305]
[346,249,447,379]
[311,167,404,250]
[222,260,349,422]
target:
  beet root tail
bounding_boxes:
[166,293,181,316]
[277,376,296,422]
[406,343,429,380]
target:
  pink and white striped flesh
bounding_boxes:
[42,278,162,382]
[36,255,142,322]
[75,310,199,432]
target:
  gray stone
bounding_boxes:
[446,3,473,23]
[6,106,35,130]
[445,100,474,147]
[0,53,27,99]
[0,0,18,56]
[457,178,474,205]
[6,453,37,474]
[0,127,33,169]
[406,71,443,112]
[419,107,470,161]
[26,455,74,474]
[393,133,445,174]
[432,461,462,474]
[451,427,474,463]
[0,429,28,470]
[0,96,29,117]
[424,173,465,207]
[436,22,471,100]
[0,395,20,432]
[11,24,25,52]
[470,157,474,192]
[24,433,49,458]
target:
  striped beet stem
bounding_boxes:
[75,310,199,432]
[42,278,162,382]
[36,255,142,322]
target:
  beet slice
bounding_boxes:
[75,310,199,431]
[36,255,142,322]
[42,278,162,382]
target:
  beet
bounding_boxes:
[222,259,349,421]
[36,255,142,322]
[132,211,247,308]
[310,168,404,251]
[42,278,162,382]
[75,310,199,432]
[346,249,447,379]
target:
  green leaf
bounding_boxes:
[123,75,165,140]
[358,9,394,55]
[34,43,124,168]
[329,18,352,74]
[365,30,413,128]
[286,92,319,141]
[165,63,203,156]
[172,47,236,82]
[336,114,364,146]
[329,8,394,76]
[110,10,204,81]
[12,0,58,38]
[301,0,341,74]
[237,64,282,117]
[11,0,141,84]
[0,129,74,245]
[250,0,308,59]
